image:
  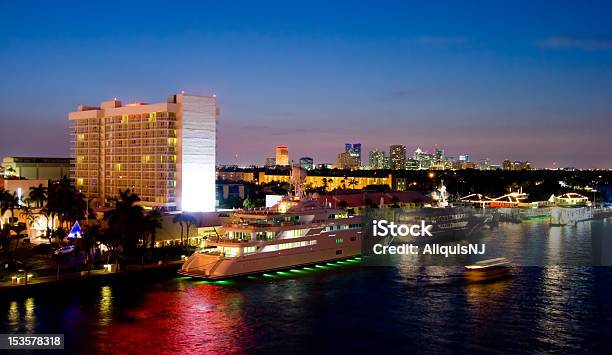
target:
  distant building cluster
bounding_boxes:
[259,143,530,172]
[361,144,528,171]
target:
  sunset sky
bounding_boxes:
[1,1,611,168]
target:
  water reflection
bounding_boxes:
[92,281,254,353]
[24,298,35,333]
[1,219,612,353]
[99,286,113,327]
[7,301,18,328]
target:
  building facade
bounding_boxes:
[299,157,314,170]
[345,143,362,166]
[265,157,276,168]
[275,145,289,166]
[336,152,360,169]
[368,150,386,169]
[389,145,406,170]
[69,93,218,211]
[2,156,71,180]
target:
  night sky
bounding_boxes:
[1,1,611,168]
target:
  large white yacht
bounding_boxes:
[179,168,363,279]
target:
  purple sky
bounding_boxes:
[1,1,611,168]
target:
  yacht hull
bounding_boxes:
[179,234,362,279]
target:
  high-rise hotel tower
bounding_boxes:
[69,93,219,212]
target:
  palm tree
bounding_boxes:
[172,213,185,245]
[2,191,20,227]
[144,208,163,248]
[104,189,145,254]
[0,188,9,226]
[347,178,358,190]
[183,214,197,245]
[82,223,102,275]
[322,178,333,192]
[173,213,197,245]
[29,184,48,208]
[45,177,85,230]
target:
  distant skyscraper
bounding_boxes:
[459,154,470,162]
[413,147,433,169]
[69,93,218,212]
[275,145,289,166]
[336,152,359,169]
[434,147,445,163]
[368,150,386,169]
[265,157,276,169]
[299,157,314,170]
[345,143,362,166]
[389,145,406,170]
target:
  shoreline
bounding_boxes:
[0,260,183,295]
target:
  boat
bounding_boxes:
[388,181,491,243]
[464,257,511,282]
[179,167,362,279]
[549,206,593,226]
[393,208,490,243]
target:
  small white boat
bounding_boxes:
[464,257,511,282]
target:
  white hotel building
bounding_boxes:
[69,93,219,212]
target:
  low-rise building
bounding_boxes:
[2,156,70,180]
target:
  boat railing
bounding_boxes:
[225,217,356,229]
[208,237,253,244]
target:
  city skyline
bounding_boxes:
[1,1,612,168]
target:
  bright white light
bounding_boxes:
[180,94,217,212]
[182,161,216,212]
[266,195,283,208]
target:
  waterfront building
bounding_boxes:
[69,93,218,211]
[1,156,71,180]
[275,145,289,166]
[389,145,406,170]
[299,157,314,170]
[345,143,362,166]
[368,150,386,169]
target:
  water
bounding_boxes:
[3,221,612,354]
